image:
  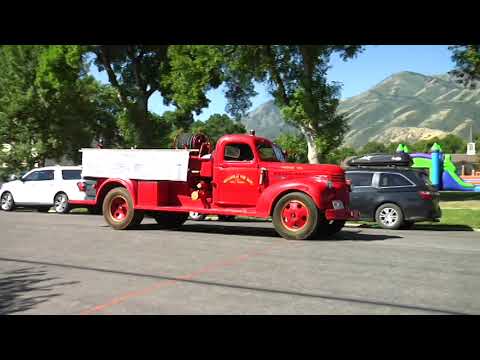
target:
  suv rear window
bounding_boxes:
[346,172,373,186]
[379,173,412,187]
[62,170,82,180]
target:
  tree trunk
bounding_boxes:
[301,127,320,164]
[131,97,153,147]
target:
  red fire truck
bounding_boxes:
[71,132,358,240]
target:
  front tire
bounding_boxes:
[272,192,319,240]
[102,187,139,230]
[54,193,70,214]
[1,191,15,211]
[375,203,404,230]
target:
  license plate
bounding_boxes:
[332,200,344,210]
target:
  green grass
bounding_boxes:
[435,209,480,228]
[70,208,89,214]
[438,191,480,210]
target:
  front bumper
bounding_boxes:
[325,208,360,221]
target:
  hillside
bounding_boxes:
[241,71,480,148]
[241,100,299,139]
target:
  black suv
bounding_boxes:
[345,167,442,229]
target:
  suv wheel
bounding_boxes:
[375,203,404,230]
[54,193,70,214]
[1,192,15,211]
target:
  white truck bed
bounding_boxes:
[80,148,191,182]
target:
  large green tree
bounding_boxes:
[89,45,223,147]
[222,45,363,163]
[0,45,119,173]
[449,45,480,88]
[166,45,363,164]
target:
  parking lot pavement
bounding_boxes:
[1,211,480,315]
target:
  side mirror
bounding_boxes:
[8,174,18,182]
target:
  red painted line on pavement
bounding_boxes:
[79,243,281,315]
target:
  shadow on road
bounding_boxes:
[0,266,79,315]
[130,223,402,242]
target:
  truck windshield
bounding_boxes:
[256,142,286,162]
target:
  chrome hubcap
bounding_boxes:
[379,208,398,226]
[55,194,67,212]
[1,193,13,210]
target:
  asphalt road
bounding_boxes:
[1,211,479,315]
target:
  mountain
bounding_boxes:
[339,71,480,148]
[241,100,299,139]
[241,71,480,148]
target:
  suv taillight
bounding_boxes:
[77,182,86,192]
[418,191,433,200]
[345,179,352,192]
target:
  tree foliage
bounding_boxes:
[223,45,363,163]
[191,114,245,145]
[0,45,119,174]
[275,133,308,163]
[449,45,480,88]
[88,45,224,147]
[165,45,364,163]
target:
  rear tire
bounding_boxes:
[153,212,189,229]
[1,191,15,211]
[375,203,404,230]
[54,192,70,214]
[102,187,139,230]
[272,192,319,240]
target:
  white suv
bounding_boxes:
[0,165,96,213]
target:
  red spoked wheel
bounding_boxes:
[273,192,319,240]
[103,187,143,230]
[280,200,310,231]
[110,197,129,221]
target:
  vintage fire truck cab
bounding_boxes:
[72,132,358,240]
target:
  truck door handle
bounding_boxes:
[259,167,267,185]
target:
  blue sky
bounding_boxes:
[89,45,456,121]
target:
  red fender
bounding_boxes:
[255,177,330,218]
[95,178,138,206]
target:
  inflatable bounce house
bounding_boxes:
[396,143,480,192]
